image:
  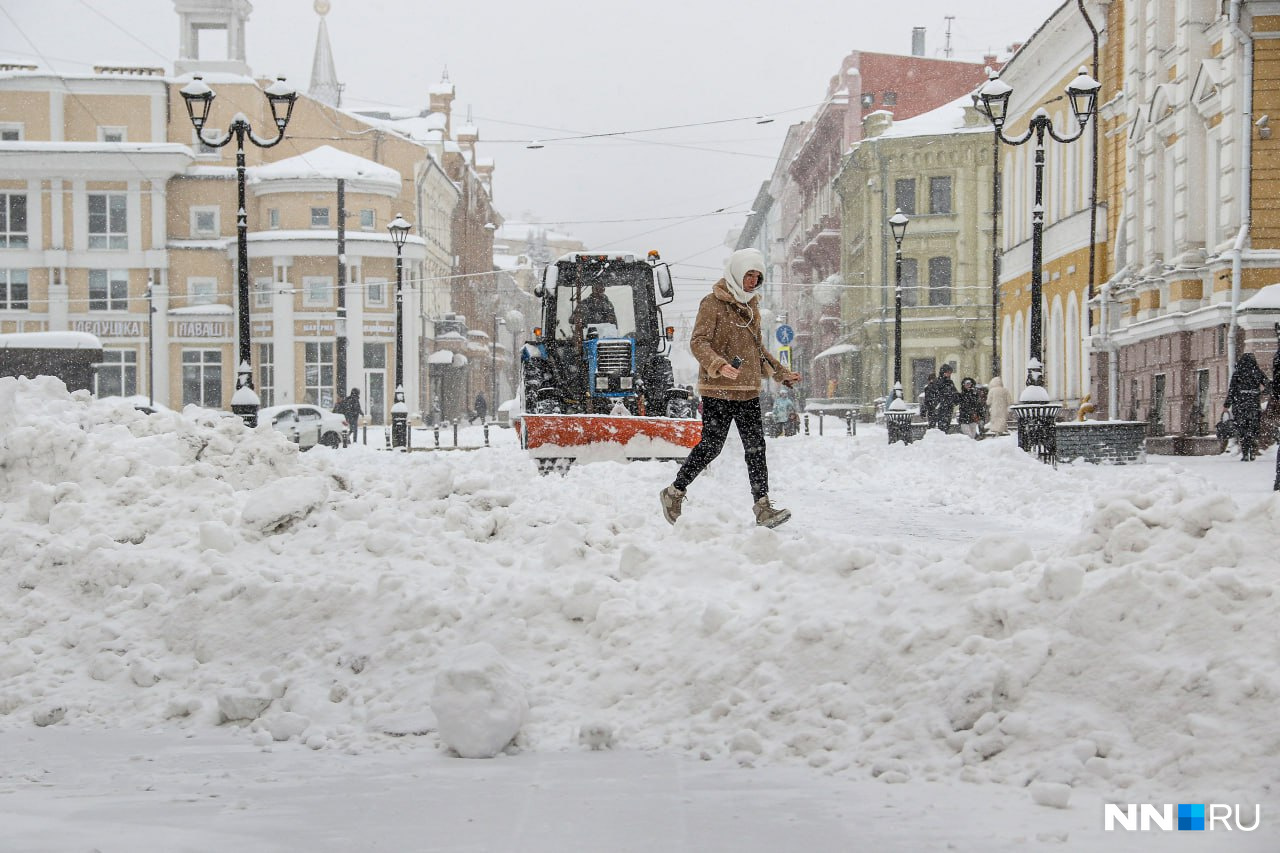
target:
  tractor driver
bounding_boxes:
[570,280,617,336]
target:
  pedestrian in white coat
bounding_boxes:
[985,376,1012,435]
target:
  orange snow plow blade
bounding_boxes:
[520,413,701,462]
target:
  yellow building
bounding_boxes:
[1091,0,1280,438]
[0,0,502,424]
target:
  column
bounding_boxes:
[152,273,170,406]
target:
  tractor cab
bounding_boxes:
[524,251,685,417]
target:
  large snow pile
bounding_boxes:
[1,377,1277,807]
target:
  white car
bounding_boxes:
[259,404,349,449]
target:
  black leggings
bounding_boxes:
[674,396,769,501]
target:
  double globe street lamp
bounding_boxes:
[975,67,1100,461]
[885,209,913,445]
[387,214,412,448]
[179,75,298,426]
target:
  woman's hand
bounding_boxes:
[781,371,801,386]
[719,363,741,380]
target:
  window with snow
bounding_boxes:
[89,269,129,311]
[303,276,332,307]
[928,257,952,306]
[88,193,128,250]
[929,176,952,215]
[187,277,218,306]
[0,193,27,248]
[0,268,28,310]
[94,348,137,397]
[258,343,275,408]
[894,179,916,215]
[182,348,222,408]
[191,207,219,237]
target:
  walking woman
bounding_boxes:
[659,248,801,528]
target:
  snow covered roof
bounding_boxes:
[0,331,101,349]
[496,221,579,244]
[249,145,401,194]
[1238,282,1280,311]
[876,95,989,140]
[813,342,860,360]
[245,230,425,248]
[427,349,456,364]
[493,253,528,272]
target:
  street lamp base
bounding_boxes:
[231,402,260,428]
[1011,402,1060,466]
[885,410,915,445]
[391,410,409,448]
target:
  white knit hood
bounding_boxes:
[722,248,766,304]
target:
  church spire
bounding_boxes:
[308,0,342,107]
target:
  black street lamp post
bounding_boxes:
[885,209,913,445]
[976,67,1100,394]
[976,67,1100,462]
[179,75,297,427]
[387,214,411,448]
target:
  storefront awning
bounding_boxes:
[812,343,860,360]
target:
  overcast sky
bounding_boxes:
[2,0,1066,320]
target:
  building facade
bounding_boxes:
[771,45,996,405]
[1091,0,1280,436]
[836,100,997,406]
[0,0,510,425]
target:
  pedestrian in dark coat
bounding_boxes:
[957,377,983,439]
[334,388,363,444]
[1227,352,1268,461]
[923,364,959,432]
[1273,336,1280,489]
[474,393,488,424]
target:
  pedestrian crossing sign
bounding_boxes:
[778,346,791,369]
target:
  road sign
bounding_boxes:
[775,324,795,345]
[777,346,792,369]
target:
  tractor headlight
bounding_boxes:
[595,376,610,391]
[619,376,634,390]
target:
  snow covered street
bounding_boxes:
[2,378,1279,851]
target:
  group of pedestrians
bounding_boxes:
[921,365,1012,438]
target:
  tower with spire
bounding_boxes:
[308,0,342,107]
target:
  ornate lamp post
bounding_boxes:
[179,75,297,427]
[976,67,1100,462]
[885,209,913,444]
[387,214,411,448]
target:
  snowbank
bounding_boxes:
[1,376,1277,809]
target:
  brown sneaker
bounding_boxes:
[660,485,686,524]
[752,495,791,528]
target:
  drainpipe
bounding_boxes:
[1227,0,1254,368]
[1098,264,1131,420]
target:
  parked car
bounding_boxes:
[258,404,349,449]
